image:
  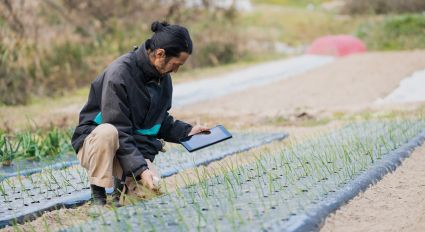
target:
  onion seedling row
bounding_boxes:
[0,128,74,170]
[63,119,425,232]
[0,132,287,228]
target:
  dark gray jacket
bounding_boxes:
[71,42,192,177]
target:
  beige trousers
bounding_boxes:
[77,123,158,189]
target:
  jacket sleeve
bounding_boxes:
[158,112,193,143]
[101,69,148,177]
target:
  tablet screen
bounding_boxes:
[180,125,232,152]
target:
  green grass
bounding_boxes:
[357,14,425,50]
[238,4,372,46]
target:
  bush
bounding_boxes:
[0,43,30,105]
[356,14,425,50]
[190,19,243,67]
[0,0,248,105]
[343,0,425,14]
[40,42,93,95]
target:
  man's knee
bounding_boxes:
[94,123,119,145]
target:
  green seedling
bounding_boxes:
[58,170,77,191]
[0,181,8,201]
[17,132,42,161]
[1,136,21,166]
[41,129,62,158]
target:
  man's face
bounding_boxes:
[153,49,189,76]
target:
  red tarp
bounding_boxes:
[306,35,367,56]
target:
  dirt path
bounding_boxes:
[176,50,425,120]
[320,144,425,232]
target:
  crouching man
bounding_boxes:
[71,21,208,206]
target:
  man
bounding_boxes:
[71,21,208,205]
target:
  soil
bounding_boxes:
[173,50,425,120]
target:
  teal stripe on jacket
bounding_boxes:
[94,112,103,125]
[93,112,161,136]
[135,124,161,136]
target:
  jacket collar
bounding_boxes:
[135,42,162,83]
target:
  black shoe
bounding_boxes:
[112,177,125,207]
[90,184,106,206]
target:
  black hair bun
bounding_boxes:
[151,21,170,33]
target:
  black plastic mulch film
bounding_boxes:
[0,132,288,228]
[61,120,425,232]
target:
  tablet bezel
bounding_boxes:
[179,125,232,152]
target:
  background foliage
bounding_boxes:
[1,0,424,105]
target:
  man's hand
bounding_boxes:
[140,169,160,191]
[188,125,210,136]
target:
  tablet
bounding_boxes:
[180,125,232,152]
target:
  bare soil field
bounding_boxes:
[174,50,425,120]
